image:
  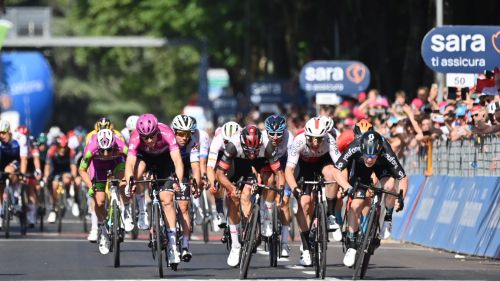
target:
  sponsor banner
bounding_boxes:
[391,175,426,240]
[421,25,500,73]
[402,176,500,258]
[299,60,370,96]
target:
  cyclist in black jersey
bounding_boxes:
[334,130,408,267]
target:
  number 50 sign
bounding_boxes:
[445,73,476,87]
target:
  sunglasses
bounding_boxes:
[268,131,283,138]
[363,154,378,159]
[243,147,259,155]
[141,133,156,141]
[175,130,191,138]
[100,148,113,153]
[472,113,480,117]
[306,136,324,143]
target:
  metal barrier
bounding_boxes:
[403,136,500,177]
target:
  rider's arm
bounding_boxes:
[124,154,137,185]
[170,149,184,183]
[284,166,297,192]
[215,142,238,194]
[20,155,28,175]
[333,141,359,191]
[44,146,55,179]
[207,134,223,189]
[285,135,303,193]
[265,142,286,188]
[189,140,201,188]
[198,130,210,179]
[78,147,94,188]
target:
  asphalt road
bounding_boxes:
[0,214,499,280]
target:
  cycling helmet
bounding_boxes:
[37,133,48,145]
[222,121,241,141]
[354,119,373,136]
[172,114,195,132]
[304,117,328,137]
[0,120,10,133]
[136,113,159,137]
[264,115,286,134]
[189,116,197,132]
[360,131,383,156]
[56,134,68,147]
[125,115,139,131]
[17,125,29,136]
[74,125,86,137]
[240,125,262,155]
[95,117,113,131]
[97,129,114,150]
[320,116,334,132]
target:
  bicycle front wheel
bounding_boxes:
[112,200,121,268]
[314,203,327,279]
[153,205,164,278]
[130,195,139,240]
[3,197,10,238]
[353,204,377,280]
[269,204,279,267]
[239,204,259,279]
[57,194,64,233]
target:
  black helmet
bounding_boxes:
[240,125,262,156]
[360,131,382,156]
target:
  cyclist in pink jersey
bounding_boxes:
[79,129,129,254]
[124,113,184,265]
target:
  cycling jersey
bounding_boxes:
[207,129,227,168]
[128,123,179,156]
[11,132,28,158]
[258,130,294,172]
[46,145,76,175]
[335,136,406,185]
[79,134,128,171]
[286,132,341,168]
[179,136,200,173]
[192,129,209,159]
[0,139,21,170]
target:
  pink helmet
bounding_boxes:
[137,113,159,136]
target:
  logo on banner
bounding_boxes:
[346,63,367,84]
[421,26,500,73]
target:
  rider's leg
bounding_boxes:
[381,177,396,220]
[178,200,191,249]
[261,172,276,236]
[94,189,106,222]
[296,194,312,252]
[346,198,365,248]
[227,192,241,249]
[27,181,37,225]
[323,165,340,227]
[160,190,177,247]
[240,184,253,219]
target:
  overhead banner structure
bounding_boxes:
[421,25,500,73]
[299,60,370,96]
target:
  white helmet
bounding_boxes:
[320,116,334,132]
[222,121,241,141]
[172,114,195,131]
[0,120,10,133]
[304,117,328,137]
[126,115,139,131]
[97,129,114,150]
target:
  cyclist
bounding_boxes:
[44,134,78,223]
[285,117,342,266]
[124,113,185,265]
[187,116,210,226]
[0,120,23,229]
[216,125,282,267]
[121,115,139,144]
[13,125,41,227]
[69,126,87,218]
[334,130,408,267]
[207,121,241,229]
[260,115,294,257]
[171,114,202,262]
[79,129,129,254]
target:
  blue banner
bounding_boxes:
[1,52,54,135]
[421,25,500,73]
[299,61,370,96]
[402,176,500,258]
[392,175,426,240]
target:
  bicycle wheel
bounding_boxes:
[57,194,64,233]
[153,205,163,278]
[79,187,88,233]
[289,199,295,241]
[3,197,10,238]
[112,200,121,268]
[317,203,327,279]
[269,204,279,267]
[19,185,28,235]
[38,188,46,232]
[353,204,377,280]
[239,204,259,279]
[130,195,139,240]
[201,192,210,243]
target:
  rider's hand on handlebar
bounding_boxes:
[125,183,132,197]
[395,196,405,212]
[292,187,302,199]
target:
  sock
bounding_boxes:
[215,198,224,214]
[300,230,310,251]
[137,194,146,213]
[385,207,394,221]
[192,197,200,209]
[28,204,36,222]
[347,232,357,248]
[335,210,343,224]
[326,197,336,217]
[91,211,98,231]
[360,215,369,234]
[182,235,189,249]
[98,221,107,235]
[281,225,289,244]
[229,224,241,248]
[264,201,275,222]
[167,228,177,247]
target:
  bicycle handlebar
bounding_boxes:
[354,182,404,212]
